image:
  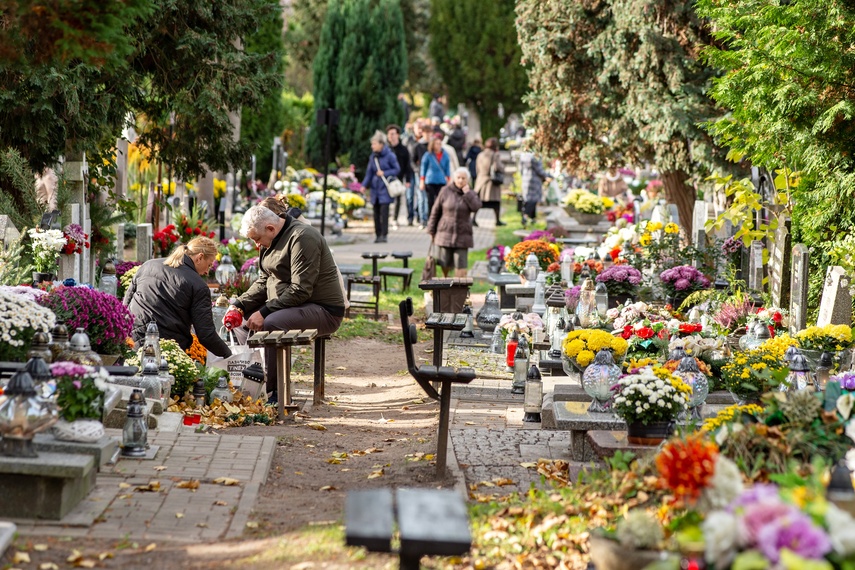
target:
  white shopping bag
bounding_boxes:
[208,331,263,388]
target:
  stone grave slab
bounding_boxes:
[749,241,764,292]
[817,266,852,327]
[768,219,792,308]
[0,452,95,520]
[33,433,120,470]
[587,430,660,461]
[0,521,15,556]
[789,244,809,333]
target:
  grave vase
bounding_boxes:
[626,420,674,445]
[53,418,106,443]
[32,271,56,286]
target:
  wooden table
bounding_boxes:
[418,278,473,314]
[361,251,388,277]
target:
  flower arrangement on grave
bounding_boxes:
[831,371,855,391]
[712,295,757,334]
[38,286,133,356]
[185,334,207,364]
[118,264,141,299]
[562,189,607,215]
[167,390,275,427]
[27,227,66,273]
[565,285,581,311]
[0,287,56,361]
[218,272,255,299]
[544,261,562,286]
[611,366,691,426]
[504,239,560,275]
[524,229,556,243]
[721,234,744,264]
[563,329,628,369]
[751,306,789,336]
[152,224,180,257]
[240,256,259,275]
[795,324,854,353]
[719,347,789,402]
[617,319,671,362]
[545,225,569,239]
[497,312,544,341]
[570,258,604,277]
[51,362,109,422]
[337,192,366,217]
[128,338,200,398]
[219,237,257,271]
[659,265,711,301]
[605,301,674,331]
[60,224,89,255]
[175,203,217,243]
[114,261,141,299]
[595,265,642,297]
[605,201,635,224]
[486,244,509,262]
[278,192,307,211]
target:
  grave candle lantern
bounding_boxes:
[523,365,543,423]
[121,389,147,457]
[0,370,58,457]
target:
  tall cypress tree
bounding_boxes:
[307,0,407,172]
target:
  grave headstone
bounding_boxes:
[768,219,792,308]
[114,223,124,262]
[748,241,764,292]
[0,216,20,249]
[667,203,680,226]
[81,203,92,284]
[136,223,153,263]
[789,244,809,334]
[691,200,707,265]
[816,266,852,327]
[39,210,60,230]
[59,204,80,283]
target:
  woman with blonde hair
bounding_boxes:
[124,236,232,358]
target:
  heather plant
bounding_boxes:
[38,286,133,355]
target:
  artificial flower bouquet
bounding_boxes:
[60,223,90,255]
[51,361,109,422]
[27,227,67,273]
[754,306,789,336]
[611,366,691,426]
[38,286,133,356]
[504,239,561,274]
[795,324,854,353]
[659,265,711,299]
[497,312,544,341]
[605,300,674,331]
[596,265,642,297]
[563,329,628,369]
[0,286,56,362]
[617,319,671,362]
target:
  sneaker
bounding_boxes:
[374,237,382,243]
[391,222,399,231]
[378,236,388,243]
[418,223,426,230]
[407,220,414,227]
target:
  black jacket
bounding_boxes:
[124,255,232,357]
[390,142,413,183]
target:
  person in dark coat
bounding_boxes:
[464,138,482,183]
[445,118,466,165]
[361,130,401,243]
[426,167,482,277]
[124,236,231,358]
[519,151,551,227]
[386,124,413,230]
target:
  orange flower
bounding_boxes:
[655,435,718,502]
[185,334,207,364]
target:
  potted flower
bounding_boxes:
[51,362,109,443]
[38,286,134,358]
[611,366,691,443]
[27,227,67,283]
[562,329,628,373]
[562,189,606,224]
[795,324,854,370]
[658,265,711,308]
[618,320,671,363]
[504,239,560,275]
[596,265,643,307]
[128,339,201,398]
[720,347,789,404]
[0,287,56,362]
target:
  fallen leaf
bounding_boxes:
[335,366,346,370]
[98,552,114,561]
[13,552,30,564]
[67,550,83,563]
[134,481,161,492]
[118,494,133,500]
[75,560,96,569]
[294,471,303,475]
[33,544,48,552]
[319,485,337,491]
[196,523,208,528]
[213,500,228,506]
[520,462,537,469]
[411,399,425,405]
[245,522,259,529]
[494,478,515,487]
[464,421,476,426]
[331,452,348,458]
[213,477,240,486]
[424,454,435,461]
[368,468,384,479]
[39,563,59,570]
[118,482,131,489]
[153,466,167,472]
[176,480,200,490]
[326,458,342,464]
[175,513,184,519]
[144,543,157,552]
[306,423,327,431]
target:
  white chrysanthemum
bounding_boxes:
[702,456,743,510]
[702,511,741,567]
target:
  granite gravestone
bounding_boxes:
[136,223,153,263]
[789,244,809,334]
[816,266,852,327]
[768,219,792,308]
[691,200,707,264]
[748,241,764,292]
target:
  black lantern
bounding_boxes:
[241,362,266,400]
[121,389,147,458]
[523,365,543,422]
[27,331,53,364]
[460,300,474,338]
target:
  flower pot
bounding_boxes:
[32,271,56,286]
[53,419,105,443]
[588,535,675,570]
[626,420,674,445]
[563,208,604,226]
[729,391,762,406]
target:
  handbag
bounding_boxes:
[374,157,406,198]
[489,159,504,185]
[421,242,437,282]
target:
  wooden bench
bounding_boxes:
[361,251,389,276]
[346,275,381,320]
[379,251,414,292]
[400,299,475,477]
[247,329,318,420]
[345,488,471,570]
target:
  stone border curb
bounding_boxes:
[0,521,16,557]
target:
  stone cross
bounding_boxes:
[768,219,792,308]
[748,241,764,292]
[136,223,153,263]
[789,244,809,334]
[816,266,852,327]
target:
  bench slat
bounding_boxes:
[296,329,318,343]
[345,489,394,552]
[397,488,471,557]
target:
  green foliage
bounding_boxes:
[0,238,35,286]
[283,0,329,92]
[280,91,315,170]
[240,7,286,182]
[307,0,408,171]
[0,147,45,230]
[430,0,527,138]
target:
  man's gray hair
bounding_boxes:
[370,130,387,146]
[240,206,281,238]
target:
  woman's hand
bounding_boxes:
[377,169,384,177]
[462,184,471,193]
[419,181,425,190]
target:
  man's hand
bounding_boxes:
[245,311,265,332]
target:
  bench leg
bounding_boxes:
[313,338,326,405]
[276,348,288,421]
[436,381,452,478]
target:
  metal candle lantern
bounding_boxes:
[27,331,53,364]
[210,376,233,404]
[532,273,547,316]
[24,354,52,385]
[121,389,148,458]
[511,337,529,394]
[487,250,502,274]
[575,278,597,328]
[241,362,266,400]
[675,356,709,420]
[215,254,237,287]
[145,321,161,364]
[523,365,543,423]
[743,321,771,351]
[159,356,174,401]
[523,252,539,283]
[98,260,118,297]
[460,300,475,338]
[582,350,621,412]
[0,370,58,457]
[58,328,102,366]
[784,345,800,364]
[815,351,834,391]
[49,321,70,362]
[140,351,163,402]
[594,282,609,317]
[786,352,814,392]
[549,317,566,359]
[193,379,207,408]
[687,306,702,324]
[506,328,520,371]
[475,289,502,337]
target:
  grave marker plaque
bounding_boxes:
[789,244,809,334]
[0,216,20,249]
[768,219,792,308]
[817,266,852,327]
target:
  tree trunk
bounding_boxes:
[660,169,696,244]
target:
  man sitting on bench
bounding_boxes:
[225,206,346,399]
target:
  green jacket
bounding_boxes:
[235,217,345,318]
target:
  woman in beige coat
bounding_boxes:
[473,138,505,226]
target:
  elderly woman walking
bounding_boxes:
[426,167,482,277]
[473,137,505,227]
[361,130,401,243]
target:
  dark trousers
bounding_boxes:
[483,200,501,222]
[425,184,443,218]
[523,200,537,220]
[373,202,390,237]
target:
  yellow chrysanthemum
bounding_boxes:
[563,338,586,358]
[576,350,595,367]
[664,223,679,234]
[639,233,652,247]
[647,221,663,232]
[601,197,615,209]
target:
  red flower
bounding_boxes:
[196,220,202,226]
[636,327,654,340]
[185,228,192,235]
[658,329,670,340]
[193,228,201,235]
[678,323,703,334]
[772,312,783,325]
[621,325,633,340]
[208,232,215,238]
[609,247,621,261]
[768,324,776,338]
[656,435,718,501]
